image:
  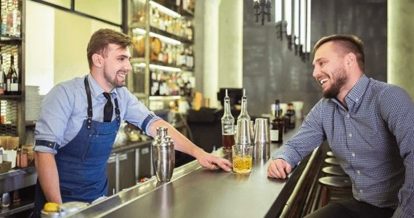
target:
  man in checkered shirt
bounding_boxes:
[268,34,413,218]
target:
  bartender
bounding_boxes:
[32,29,232,217]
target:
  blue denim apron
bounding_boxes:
[33,77,120,216]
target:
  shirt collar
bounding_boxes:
[345,74,370,111]
[86,74,118,99]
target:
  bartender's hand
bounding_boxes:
[267,159,292,179]
[194,149,232,172]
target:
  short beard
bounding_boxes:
[323,67,347,98]
[104,69,125,88]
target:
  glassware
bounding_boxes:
[221,89,235,152]
[232,145,253,174]
[2,192,10,208]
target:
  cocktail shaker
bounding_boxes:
[253,118,270,160]
[152,127,175,182]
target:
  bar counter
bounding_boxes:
[70,126,320,218]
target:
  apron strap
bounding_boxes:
[84,77,93,129]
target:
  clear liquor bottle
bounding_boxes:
[221,89,235,151]
[236,89,251,146]
[237,89,250,121]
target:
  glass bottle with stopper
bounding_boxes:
[221,89,235,152]
[235,89,252,147]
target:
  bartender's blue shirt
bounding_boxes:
[274,75,414,217]
[34,74,160,154]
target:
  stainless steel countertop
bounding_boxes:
[0,140,152,195]
[70,128,306,218]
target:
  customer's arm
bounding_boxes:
[274,100,326,162]
[380,86,414,217]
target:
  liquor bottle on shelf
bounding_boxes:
[6,55,19,95]
[1,4,7,36]
[270,99,284,143]
[186,47,193,68]
[221,89,235,152]
[6,0,21,37]
[150,71,160,96]
[285,102,296,129]
[175,0,182,13]
[0,54,5,94]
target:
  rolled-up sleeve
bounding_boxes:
[123,91,160,134]
[34,85,73,154]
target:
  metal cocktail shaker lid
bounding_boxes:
[156,127,168,139]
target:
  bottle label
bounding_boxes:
[10,83,18,92]
[270,129,279,141]
[222,123,234,135]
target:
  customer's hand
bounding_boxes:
[194,149,232,172]
[267,159,292,179]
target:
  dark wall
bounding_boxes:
[243,0,387,116]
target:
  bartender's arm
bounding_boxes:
[34,84,75,204]
[148,119,232,171]
[35,152,62,204]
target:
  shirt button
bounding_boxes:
[352,153,355,157]
[346,114,350,118]
[359,189,363,193]
[357,170,360,175]
[349,133,352,137]
[356,98,359,102]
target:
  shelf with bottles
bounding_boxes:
[0,0,21,39]
[0,35,21,44]
[149,95,181,100]
[131,58,193,73]
[150,0,195,16]
[149,69,193,97]
[131,28,194,71]
[0,45,22,96]
[148,0,193,42]
[130,0,148,28]
[0,0,24,141]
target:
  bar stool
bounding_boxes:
[318,176,352,207]
[326,151,335,157]
[324,157,340,166]
[322,166,346,177]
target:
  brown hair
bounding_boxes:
[87,28,131,69]
[313,34,365,71]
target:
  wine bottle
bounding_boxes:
[6,55,19,95]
